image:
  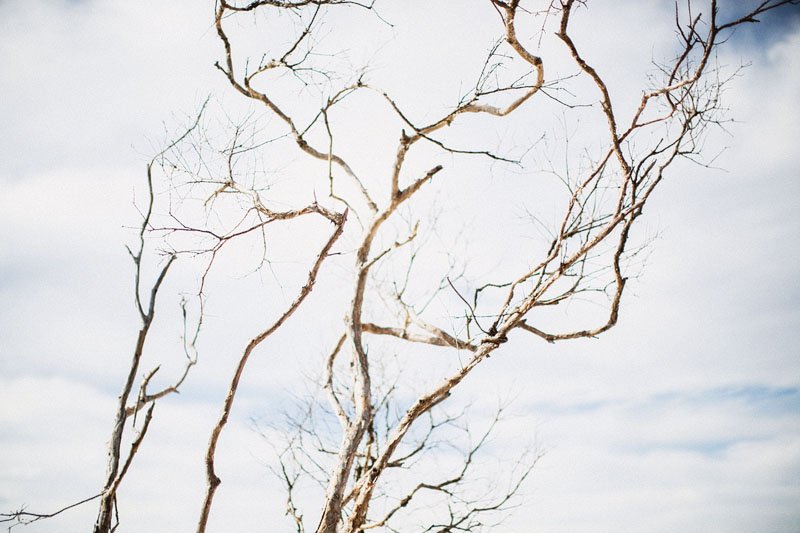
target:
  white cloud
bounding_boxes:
[1,1,798,532]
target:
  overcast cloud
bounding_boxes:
[1,1,798,532]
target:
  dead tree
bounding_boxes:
[190,1,796,532]
[3,1,795,532]
[92,108,210,533]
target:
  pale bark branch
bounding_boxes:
[197,205,346,533]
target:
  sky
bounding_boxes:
[1,1,799,532]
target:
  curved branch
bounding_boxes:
[197,205,346,533]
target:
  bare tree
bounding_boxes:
[3,1,796,532]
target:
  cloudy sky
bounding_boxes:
[1,1,799,532]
